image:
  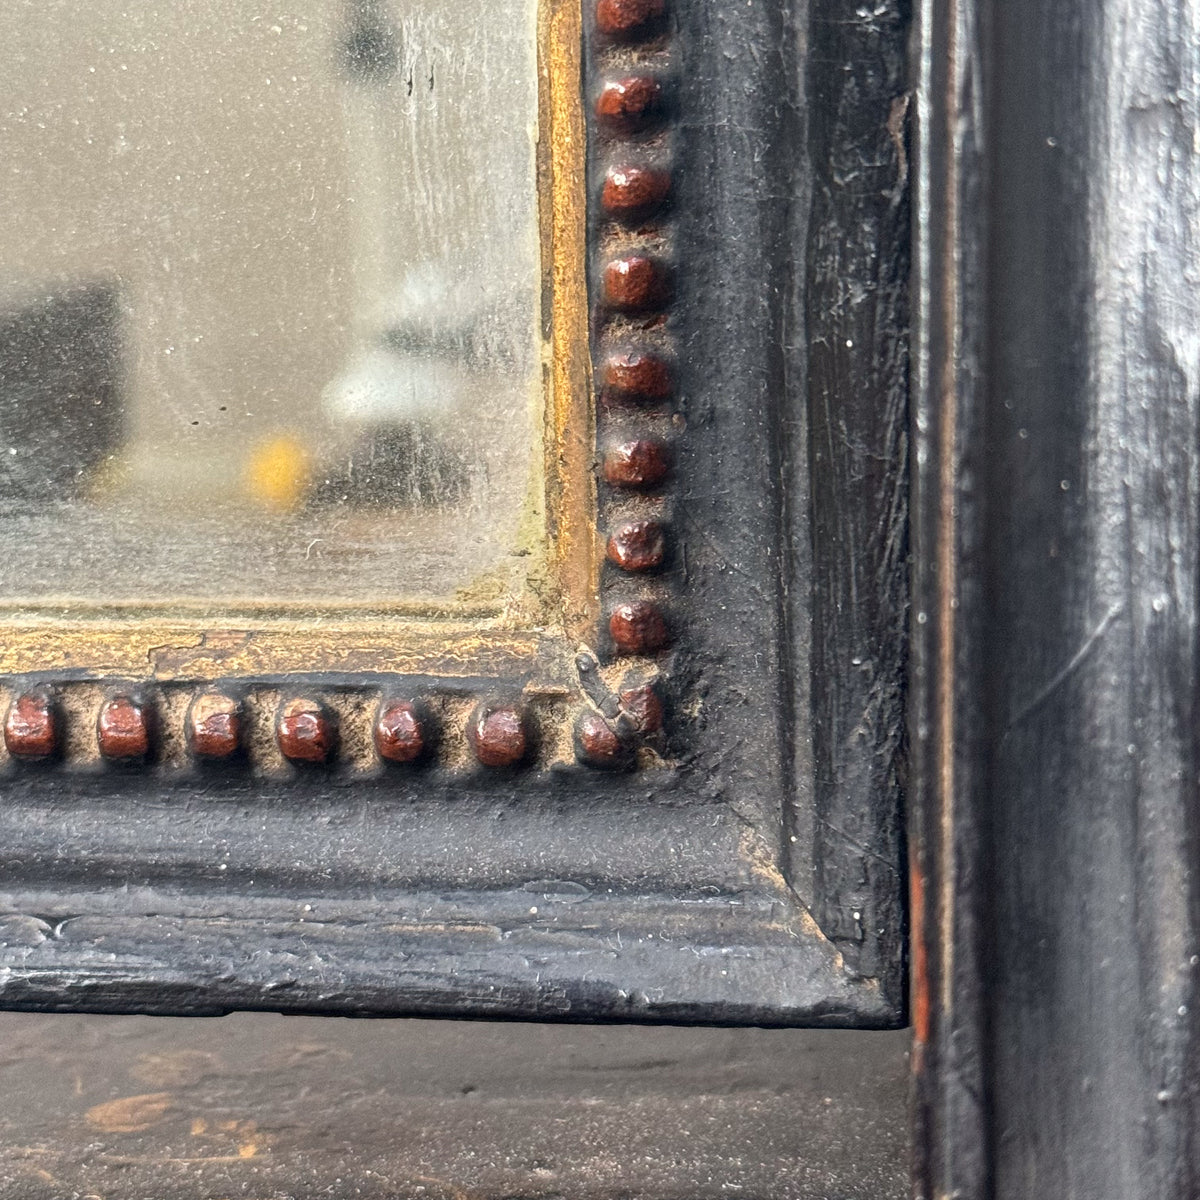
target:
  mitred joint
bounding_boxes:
[609,601,671,655]
[602,165,672,220]
[187,691,243,760]
[277,696,336,764]
[607,520,667,572]
[602,255,671,313]
[596,76,663,134]
[468,702,530,768]
[375,698,430,764]
[98,693,155,761]
[596,0,667,39]
[574,709,634,770]
[4,690,59,760]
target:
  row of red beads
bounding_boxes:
[581,0,677,769]
[2,684,664,771]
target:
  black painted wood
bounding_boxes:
[912,0,1200,1193]
[0,0,910,1028]
[805,0,910,987]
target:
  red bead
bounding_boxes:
[602,352,673,403]
[468,703,529,768]
[277,697,336,764]
[375,699,429,764]
[596,0,666,39]
[596,77,663,134]
[602,165,672,218]
[609,601,672,654]
[4,691,58,760]
[603,255,671,312]
[187,692,243,760]
[603,439,673,489]
[574,710,633,769]
[619,680,665,734]
[98,694,154,761]
[607,521,667,572]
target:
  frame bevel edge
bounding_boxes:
[803,0,912,1008]
[0,873,901,1027]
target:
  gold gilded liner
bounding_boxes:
[541,0,601,641]
[0,621,568,682]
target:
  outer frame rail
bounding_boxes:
[911,0,1200,1193]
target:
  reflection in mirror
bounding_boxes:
[0,0,542,608]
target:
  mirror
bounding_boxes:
[0,0,543,609]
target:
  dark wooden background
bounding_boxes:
[0,1014,908,1199]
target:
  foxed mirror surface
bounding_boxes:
[0,0,542,609]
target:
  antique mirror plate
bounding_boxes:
[1,0,544,611]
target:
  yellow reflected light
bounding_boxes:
[245,435,311,510]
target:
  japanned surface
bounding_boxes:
[911,0,1200,1192]
[0,1012,909,1199]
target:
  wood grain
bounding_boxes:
[0,1013,908,1199]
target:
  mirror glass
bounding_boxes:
[0,0,542,609]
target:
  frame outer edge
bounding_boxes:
[913,0,1200,1193]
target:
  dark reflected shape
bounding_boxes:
[309,423,469,508]
[0,282,123,504]
[341,0,398,84]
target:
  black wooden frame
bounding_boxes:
[0,0,909,1028]
[912,0,1200,1191]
